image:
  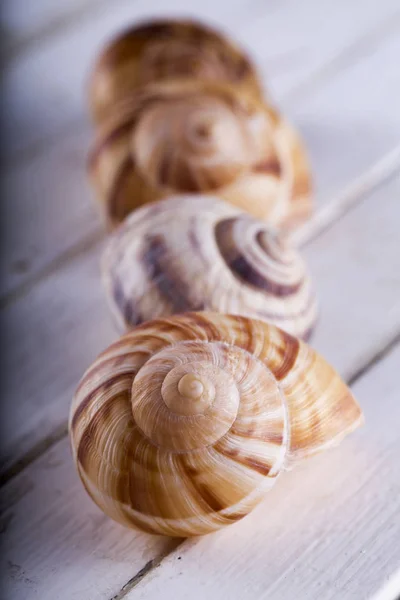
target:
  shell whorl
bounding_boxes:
[102,195,317,339]
[131,340,287,453]
[132,89,261,192]
[89,19,262,124]
[70,313,363,537]
[89,80,312,229]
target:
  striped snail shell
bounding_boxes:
[89,19,262,124]
[70,312,363,537]
[102,195,317,339]
[89,79,311,229]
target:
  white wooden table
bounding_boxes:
[1,1,400,599]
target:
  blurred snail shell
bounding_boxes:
[89,19,262,124]
[89,79,312,229]
[70,312,363,537]
[102,195,317,339]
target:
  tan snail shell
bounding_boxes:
[89,79,312,229]
[70,312,363,537]
[89,19,262,125]
[102,195,317,339]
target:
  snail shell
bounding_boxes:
[102,195,317,339]
[70,312,363,537]
[89,79,311,229]
[89,19,262,124]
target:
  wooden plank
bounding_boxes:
[303,174,400,380]
[1,173,399,600]
[0,437,180,600]
[0,129,98,300]
[2,1,398,162]
[282,24,400,204]
[127,342,400,600]
[2,18,400,299]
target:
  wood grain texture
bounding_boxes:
[303,174,400,380]
[128,342,400,600]
[2,17,400,299]
[1,174,399,600]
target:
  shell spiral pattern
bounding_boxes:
[102,195,317,339]
[89,19,262,124]
[89,80,311,228]
[70,313,363,536]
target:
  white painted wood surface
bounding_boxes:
[1,1,400,599]
[1,173,399,600]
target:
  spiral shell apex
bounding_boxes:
[70,313,363,537]
[89,19,262,124]
[102,195,317,339]
[89,79,311,229]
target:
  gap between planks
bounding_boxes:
[109,332,400,600]
[1,154,399,489]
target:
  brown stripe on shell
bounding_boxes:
[156,151,203,192]
[269,330,300,381]
[229,313,257,355]
[230,426,284,446]
[108,155,135,222]
[222,511,248,523]
[76,392,132,469]
[215,443,274,476]
[141,235,206,314]
[90,90,171,167]
[88,118,134,169]
[178,455,226,513]
[72,372,135,431]
[215,218,303,295]
[183,311,226,342]
[74,352,148,399]
[253,156,282,176]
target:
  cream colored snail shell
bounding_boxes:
[102,195,317,340]
[88,79,312,229]
[70,312,363,537]
[89,19,263,125]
